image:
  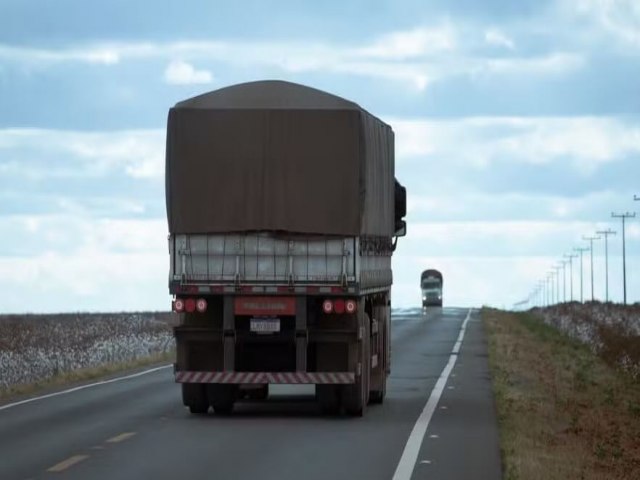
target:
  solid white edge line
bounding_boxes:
[392,309,473,480]
[0,364,172,412]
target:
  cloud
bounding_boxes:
[571,0,640,48]
[0,215,169,312]
[0,128,165,179]
[406,190,633,223]
[0,44,122,66]
[0,22,586,91]
[164,60,213,85]
[389,116,640,173]
[478,52,584,75]
[484,28,516,50]
[357,24,457,59]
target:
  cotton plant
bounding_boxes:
[536,303,640,380]
[0,313,175,389]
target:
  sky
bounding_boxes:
[1,0,639,313]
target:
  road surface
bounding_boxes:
[0,307,502,480]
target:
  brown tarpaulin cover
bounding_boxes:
[165,80,394,236]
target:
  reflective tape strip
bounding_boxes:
[175,371,355,384]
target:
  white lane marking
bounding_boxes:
[392,309,472,480]
[0,365,171,412]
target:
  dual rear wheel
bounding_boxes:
[317,312,383,416]
[182,384,238,414]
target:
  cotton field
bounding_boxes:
[0,312,176,389]
[534,302,640,380]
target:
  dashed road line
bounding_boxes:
[106,432,137,443]
[47,455,89,472]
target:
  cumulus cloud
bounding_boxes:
[357,24,457,59]
[0,215,169,312]
[0,128,165,179]
[571,0,640,47]
[484,28,516,50]
[164,60,213,85]
[389,116,640,173]
[0,21,586,91]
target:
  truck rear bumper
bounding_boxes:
[175,370,355,384]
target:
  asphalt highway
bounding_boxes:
[0,307,502,480]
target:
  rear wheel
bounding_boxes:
[182,384,209,414]
[207,385,237,414]
[369,305,387,404]
[317,385,340,415]
[343,313,371,416]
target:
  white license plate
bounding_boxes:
[250,318,281,333]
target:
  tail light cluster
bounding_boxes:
[322,299,357,315]
[173,297,208,313]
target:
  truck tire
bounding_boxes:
[207,385,236,414]
[317,385,340,414]
[182,384,209,414]
[343,313,371,416]
[369,307,390,404]
[369,374,386,404]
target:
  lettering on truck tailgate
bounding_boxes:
[234,296,296,316]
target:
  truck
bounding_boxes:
[166,80,407,416]
[421,269,443,307]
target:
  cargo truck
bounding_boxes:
[421,269,443,307]
[166,80,407,416]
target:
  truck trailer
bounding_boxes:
[421,269,443,307]
[166,80,407,416]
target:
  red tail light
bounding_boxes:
[333,299,345,314]
[322,299,333,314]
[185,298,196,313]
[345,299,357,314]
[174,298,185,312]
[196,298,207,313]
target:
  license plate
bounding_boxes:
[250,318,280,334]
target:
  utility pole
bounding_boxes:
[596,229,616,303]
[612,212,636,304]
[543,275,551,307]
[564,253,578,302]
[538,281,544,307]
[583,235,600,302]
[574,247,589,303]
[560,259,568,302]
[544,274,551,307]
[553,265,562,304]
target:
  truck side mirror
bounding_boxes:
[394,220,407,238]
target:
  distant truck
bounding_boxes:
[421,269,443,307]
[166,80,407,416]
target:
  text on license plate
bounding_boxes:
[250,318,280,333]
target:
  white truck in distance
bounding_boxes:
[421,269,443,307]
